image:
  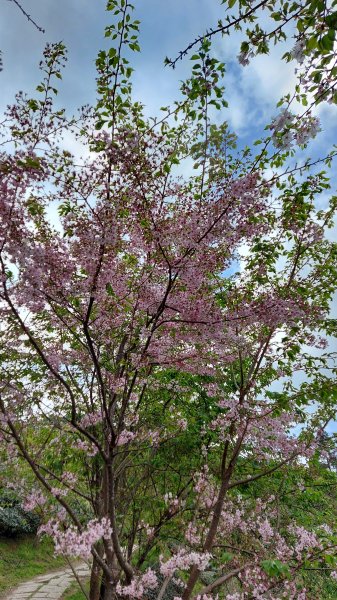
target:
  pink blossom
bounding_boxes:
[73,439,98,456]
[258,518,274,543]
[80,411,103,427]
[116,568,158,598]
[22,490,46,511]
[51,487,68,498]
[116,430,136,446]
[39,517,112,559]
[288,524,321,558]
[160,550,211,577]
[185,522,200,545]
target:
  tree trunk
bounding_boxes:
[89,554,103,600]
[102,576,117,600]
[182,441,241,600]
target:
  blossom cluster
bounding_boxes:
[22,489,47,511]
[116,568,158,599]
[160,550,211,577]
[270,109,320,149]
[39,517,112,559]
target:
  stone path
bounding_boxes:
[4,564,90,600]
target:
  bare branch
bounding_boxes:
[8,0,45,34]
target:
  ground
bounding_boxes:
[0,536,89,599]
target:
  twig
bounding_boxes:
[167,0,268,67]
[8,0,45,33]
[64,556,90,600]
[156,575,172,600]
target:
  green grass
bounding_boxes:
[0,535,66,597]
[61,580,89,599]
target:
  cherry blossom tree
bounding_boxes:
[0,2,337,599]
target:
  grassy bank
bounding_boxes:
[0,536,66,597]
[61,580,89,599]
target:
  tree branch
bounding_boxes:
[8,0,45,33]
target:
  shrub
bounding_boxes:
[0,488,40,538]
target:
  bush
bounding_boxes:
[0,488,40,538]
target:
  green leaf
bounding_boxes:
[106,283,115,297]
[261,560,291,578]
[306,36,318,50]
[318,34,334,51]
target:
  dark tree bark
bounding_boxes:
[89,552,103,600]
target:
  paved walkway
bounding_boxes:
[4,564,90,600]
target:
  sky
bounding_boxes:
[1,0,336,428]
[1,0,335,129]
[2,0,337,143]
